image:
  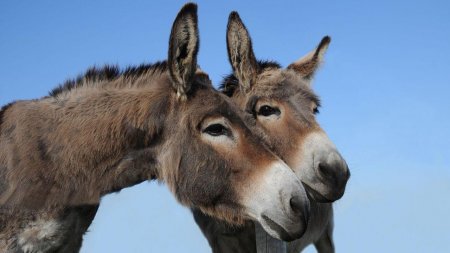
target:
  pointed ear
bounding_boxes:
[227,11,258,92]
[168,3,199,100]
[288,36,331,80]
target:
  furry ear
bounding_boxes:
[168,3,199,100]
[226,11,258,92]
[288,36,331,80]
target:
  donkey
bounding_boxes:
[193,12,350,253]
[0,4,310,252]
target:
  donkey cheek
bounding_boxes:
[0,166,7,194]
[180,180,232,207]
[175,154,232,207]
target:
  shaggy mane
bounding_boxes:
[220,60,281,96]
[0,102,15,131]
[49,61,168,97]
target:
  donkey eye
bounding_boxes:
[203,124,229,137]
[313,107,320,114]
[258,105,280,117]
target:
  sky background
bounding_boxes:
[1,0,449,252]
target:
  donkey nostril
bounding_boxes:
[318,163,334,179]
[289,195,304,214]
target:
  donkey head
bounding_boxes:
[223,12,350,203]
[160,4,309,241]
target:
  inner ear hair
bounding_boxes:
[168,3,199,100]
[288,36,331,80]
[226,11,258,92]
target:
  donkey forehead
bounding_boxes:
[187,89,248,122]
[253,68,315,100]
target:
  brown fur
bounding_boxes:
[288,36,331,80]
[0,4,295,252]
[194,11,349,253]
[227,68,322,160]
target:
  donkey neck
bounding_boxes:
[17,74,173,208]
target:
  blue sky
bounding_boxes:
[1,1,449,252]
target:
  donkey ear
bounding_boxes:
[168,3,199,100]
[227,11,258,92]
[288,36,331,80]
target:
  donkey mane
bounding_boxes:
[220,59,321,110]
[0,102,15,132]
[1,63,169,131]
[49,61,169,97]
[220,60,281,96]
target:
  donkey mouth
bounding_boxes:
[261,214,304,241]
[302,183,333,203]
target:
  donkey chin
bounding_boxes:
[242,160,311,241]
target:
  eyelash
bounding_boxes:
[203,123,230,137]
[258,105,281,117]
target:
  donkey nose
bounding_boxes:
[290,195,302,213]
[317,158,350,187]
[290,195,310,218]
[318,163,336,183]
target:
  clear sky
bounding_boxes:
[1,1,449,252]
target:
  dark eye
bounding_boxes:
[258,105,281,117]
[203,124,229,136]
[313,107,320,114]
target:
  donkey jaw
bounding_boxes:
[258,213,308,241]
[243,160,310,241]
[302,182,335,203]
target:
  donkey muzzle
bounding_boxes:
[245,160,310,241]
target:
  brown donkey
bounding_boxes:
[193,12,350,253]
[0,5,310,252]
